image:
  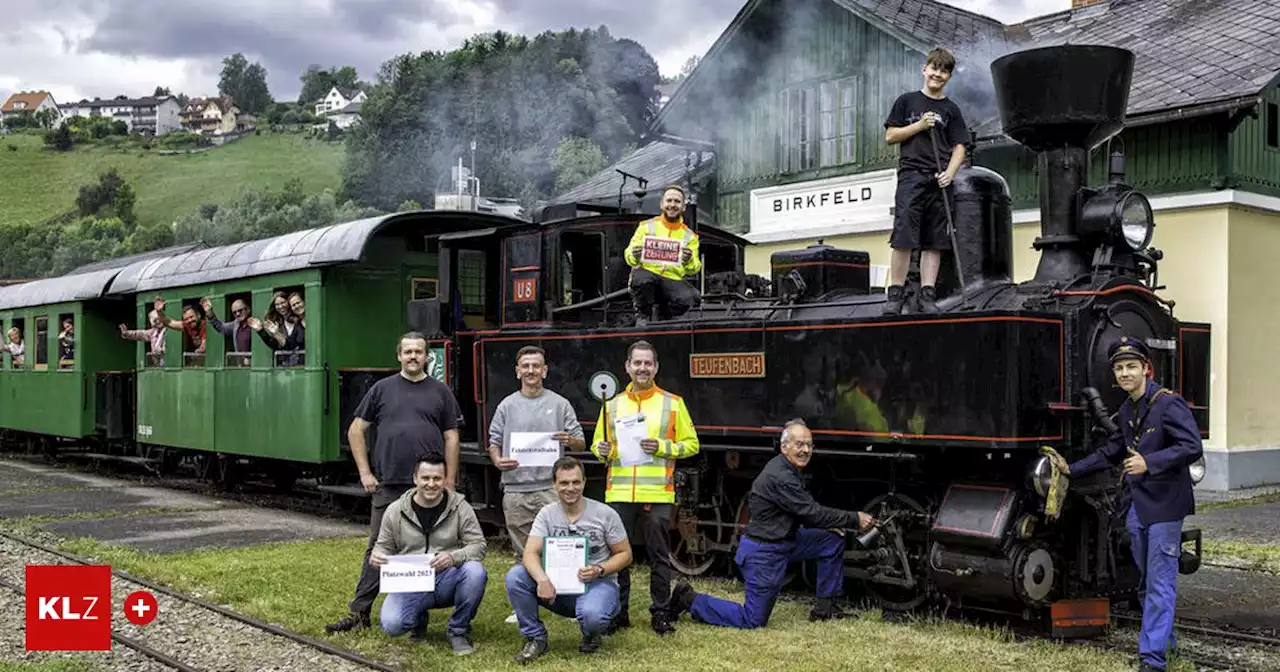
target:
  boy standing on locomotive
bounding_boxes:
[882,46,971,315]
[1051,337,1204,672]
[624,185,702,325]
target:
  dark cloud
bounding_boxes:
[0,0,1069,104]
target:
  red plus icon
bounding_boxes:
[124,591,158,626]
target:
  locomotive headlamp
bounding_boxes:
[1079,189,1155,251]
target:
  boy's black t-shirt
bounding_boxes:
[884,91,971,173]
[353,373,463,485]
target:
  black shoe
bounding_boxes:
[1137,664,1162,672]
[652,612,676,635]
[579,634,602,654]
[918,285,938,313]
[409,622,428,642]
[882,284,905,315]
[514,638,548,665]
[668,580,695,618]
[809,598,855,622]
[605,612,630,635]
[324,611,370,633]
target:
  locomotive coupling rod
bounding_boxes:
[928,126,969,306]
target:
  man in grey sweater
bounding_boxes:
[488,345,585,622]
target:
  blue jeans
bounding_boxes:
[688,529,845,628]
[1126,505,1182,670]
[379,560,487,637]
[505,565,619,640]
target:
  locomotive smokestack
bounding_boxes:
[990,45,1135,285]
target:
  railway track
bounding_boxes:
[0,530,402,672]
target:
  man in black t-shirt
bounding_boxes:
[326,331,464,633]
[883,46,971,315]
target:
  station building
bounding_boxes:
[554,0,1280,491]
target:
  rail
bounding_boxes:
[0,574,203,672]
[0,530,401,672]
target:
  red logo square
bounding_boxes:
[25,565,112,651]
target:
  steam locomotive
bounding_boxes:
[0,43,1209,631]
[445,43,1210,629]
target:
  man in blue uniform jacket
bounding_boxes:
[1054,336,1203,672]
[661,418,874,628]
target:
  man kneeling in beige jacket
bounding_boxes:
[370,455,487,655]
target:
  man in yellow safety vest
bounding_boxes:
[625,185,702,325]
[591,340,699,635]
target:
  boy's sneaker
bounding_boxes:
[883,284,906,315]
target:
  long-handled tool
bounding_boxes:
[928,125,970,305]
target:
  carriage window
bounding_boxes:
[560,232,605,305]
[181,300,206,368]
[34,316,49,370]
[223,293,253,368]
[8,317,25,369]
[264,287,306,368]
[412,278,439,300]
[57,313,75,370]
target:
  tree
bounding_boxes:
[298,64,363,106]
[341,27,662,212]
[75,169,137,228]
[153,86,172,97]
[551,137,606,193]
[218,52,272,114]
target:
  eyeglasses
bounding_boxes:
[787,441,815,449]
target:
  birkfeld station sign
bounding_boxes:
[746,169,897,244]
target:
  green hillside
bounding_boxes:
[0,131,345,228]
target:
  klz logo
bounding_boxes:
[26,565,112,651]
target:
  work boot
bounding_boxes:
[882,285,905,315]
[668,580,695,619]
[579,633,602,654]
[651,611,676,635]
[409,621,428,642]
[514,638,548,665]
[917,285,938,313]
[808,598,855,621]
[324,611,370,633]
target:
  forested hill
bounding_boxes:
[341,27,662,211]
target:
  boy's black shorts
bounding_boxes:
[889,170,951,250]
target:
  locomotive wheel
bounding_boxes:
[669,498,732,577]
[861,491,929,612]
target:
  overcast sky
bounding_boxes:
[0,0,1068,107]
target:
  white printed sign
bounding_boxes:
[748,169,897,243]
[509,432,560,467]
[543,536,587,595]
[379,554,436,593]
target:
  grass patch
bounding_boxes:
[0,131,344,228]
[0,660,98,671]
[51,535,1175,671]
[1202,540,1280,573]
[1197,490,1280,513]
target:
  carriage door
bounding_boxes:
[503,232,544,327]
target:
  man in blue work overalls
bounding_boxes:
[1054,336,1203,672]
[660,418,874,628]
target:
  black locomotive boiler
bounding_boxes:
[436,44,1211,629]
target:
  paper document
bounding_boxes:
[379,554,435,593]
[509,432,560,467]
[544,536,588,595]
[613,412,653,467]
[640,236,682,265]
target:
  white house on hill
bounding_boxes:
[315,87,367,117]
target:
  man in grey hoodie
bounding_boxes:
[487,345,585,622]
[370,455,487,655]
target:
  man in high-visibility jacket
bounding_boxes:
[625,185,702,325]
[591,339,699,635]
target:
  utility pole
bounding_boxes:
[470,138,477,211]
